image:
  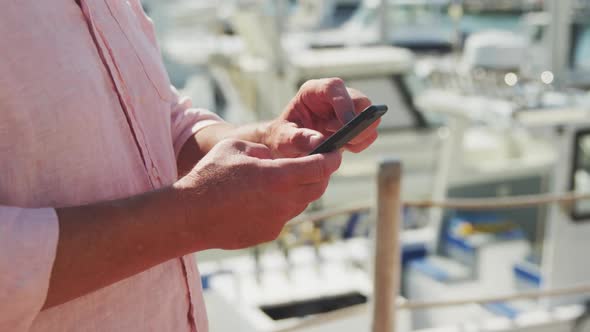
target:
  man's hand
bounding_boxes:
[174,138,342,249]
[263,78,379,158]
[47,138,340,308]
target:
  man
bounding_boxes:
[0,1,379,331]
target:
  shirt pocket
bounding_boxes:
[102,0,174,102]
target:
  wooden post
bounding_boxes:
[372,159,402,332]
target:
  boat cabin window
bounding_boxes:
[332,3,360,27]
[346,0,451,30]
[346,75,428,131]
[571,23,590,72]
[387,2,451,27]
[570,129,590,221]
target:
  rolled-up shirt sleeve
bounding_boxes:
[0,207,59,332]
[169,87,225,158]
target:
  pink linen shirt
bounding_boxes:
[0,1,223,331]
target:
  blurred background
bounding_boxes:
[138,1,590,331]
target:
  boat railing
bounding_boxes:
[290,192,590,227]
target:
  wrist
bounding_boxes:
[170,178,213,252]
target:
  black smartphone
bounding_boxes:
[309,104,388,155]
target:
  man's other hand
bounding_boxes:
[263,78,379,157]
[174,138,342,250]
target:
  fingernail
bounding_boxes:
[344,111,356,123]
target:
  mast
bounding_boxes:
[379,0,390,45]
[272,0,288,77]
[547,0,573,87]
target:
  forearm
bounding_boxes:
[177,122,269,176]
[44,186,197,309]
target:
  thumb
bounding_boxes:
[219,139,273,160]
[280,126,325,157]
